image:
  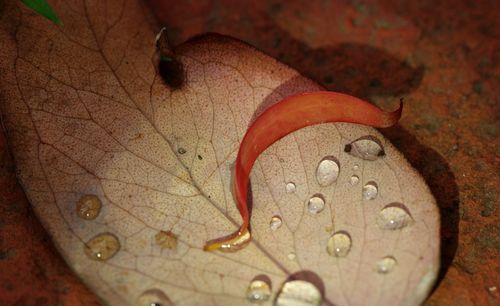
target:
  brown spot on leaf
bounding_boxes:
[154,231,177,250]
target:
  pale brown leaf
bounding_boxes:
[0,1,439,305]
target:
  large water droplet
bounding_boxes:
[376,256,397,274]
[276,280,322,306]
[362,181,378,200]
[134,288,172,306]
[270,215,283,231]
[76,194,102,220]
[307,194,325,214]
[349,175,359,185]
[315,157,340,186]
[377,203,413,230]
[326,231,352,257]
[155,230,177,250]
[246,280,271,304]
[285,182,296,193]
[84,233,120,261]
[345,136,384,160]
[220,230,251,252]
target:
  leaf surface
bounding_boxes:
[0,1,439,305]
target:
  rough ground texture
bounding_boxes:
[0,0,498,305]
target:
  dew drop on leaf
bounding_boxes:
[276,280,322,306]
[307,194,325,214]
[362,181,378,200]
[375,256,398,274]
[269,215,283,231]
[287,252,296,260]
[315,156,339,187]
[377,203,413,230]
[349,175,360,185]
[177,147,186,154]
[326,231,352,257]
[345,136,385,160]
[84,233,120,261]
[76,194,102,220]
[246,280,271,304]
[134,288,172,306]
[352,164,359,171]
[285,182,296,193]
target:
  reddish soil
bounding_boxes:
[0,1,498,305]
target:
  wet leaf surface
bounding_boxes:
[0,1,442,305]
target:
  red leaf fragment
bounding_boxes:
[206,91,401,251]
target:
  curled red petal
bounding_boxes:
[204,91,403,251]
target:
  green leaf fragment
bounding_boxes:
[20,0,62,26]
[160,54,173,62]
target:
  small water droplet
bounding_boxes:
[76,194,102,220]
[276,280,322,306]
[376,256,397,274]
[270,215,283,231]
[345,136,384,160]
[285,182,296,193]
[307,194,325,214]
[353,164,359,171]
[377,203,413,230]
[84,233,120,261]
[488,286,499,298]
[220,230,251,252]
[177,147,186,154]
[287,252,296,260]
[349,175,359,185]
[362,181,378,200]
[135,289,172,306]
[246,280,271,304]
[155,231,177,250]
[315,157,340,186]
[327,231,352,257]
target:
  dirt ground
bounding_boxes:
[0,0,498,305]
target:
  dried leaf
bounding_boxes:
[0,1,439,305]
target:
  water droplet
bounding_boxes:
[285,182,296,193]
[377,203,413,230]
[349,175,359,185]
[220,229,251,252]
[488,286,499,298]
[287,252,296,260]
[362,181,378,200]
[246,280,271,304]
[84,233,120,261]
[76,194,102,220]
[270,215,283,231]
[376,256,397,274]
[134,288,172,306]
[155,231,177,250]
[177,147,186,154]
[315,157,340,186]
[276,280,322,306]
[307,194,325,214]
[326,231,352,257]
[345,136,384,160]
[353,164,359,171]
